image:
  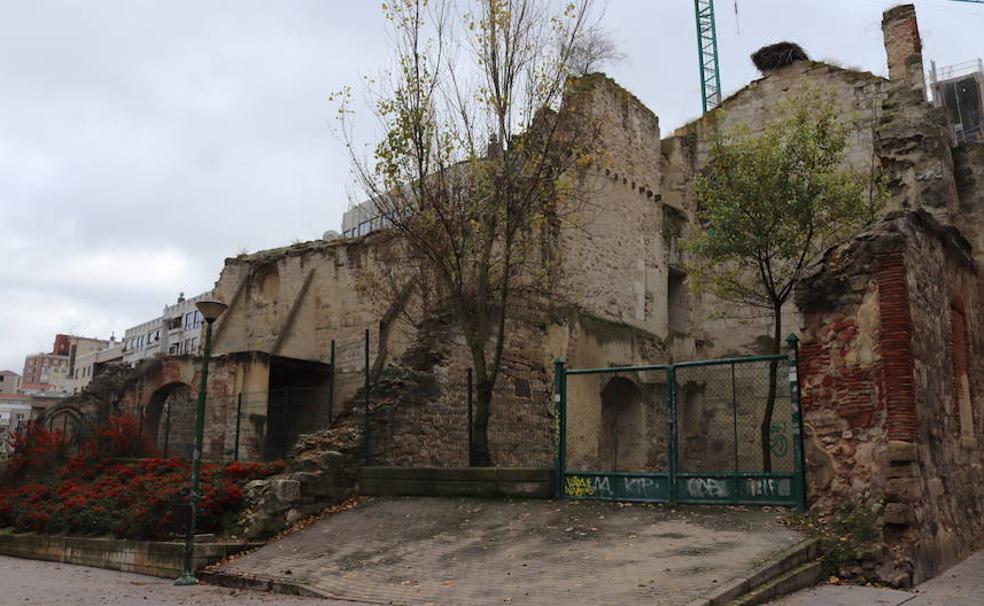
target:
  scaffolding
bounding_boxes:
[930,59,984,144]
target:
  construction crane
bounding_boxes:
[695,0,722,113]
[695,0,984,114]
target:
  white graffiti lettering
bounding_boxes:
[746,478,792,498]
[623,477,656,496]
[686,478,729,498]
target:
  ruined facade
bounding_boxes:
[111,3,984,585]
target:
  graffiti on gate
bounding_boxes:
[565,475,613,498]
[770,422,789,458]
[685,477,730,499]
[745,477,792,498]
[623,476,663,500]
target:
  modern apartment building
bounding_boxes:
[0,371,21,395]
[22,334,111,394]
[341,198,390,239]
[68,343,124,394]
[22,353,70,391]
[122,291,212,365]
[0,395,32,451]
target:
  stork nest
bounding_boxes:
[752,42,809,72]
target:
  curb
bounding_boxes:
[200,569,390,605]
[686,538,819,606]
[199,570,326,599]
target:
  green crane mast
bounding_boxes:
[695,0,983,115]
[695,0,722,113]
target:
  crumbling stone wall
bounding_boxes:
[210,233,419,422]
[954,143,984,261]
[118,354,271,461]
[660,61,891,359]
[795,211,984,585]
[366,321,556,468]
[555,75,668,339]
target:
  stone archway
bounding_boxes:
[144,382,194,458]
[599,377,646,471]
[46,405,84,438]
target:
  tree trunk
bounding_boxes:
[760,305,782,473]
[470,379,494,466]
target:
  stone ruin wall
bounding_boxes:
[366,318,558,468]
[210,234,410,407]
[794,211,984,585]
[117,356,245,461]
[661,62,890,360]
[326,75,687,468]
[554,75,670,343]
[896,216,984,583]
[954,143,984,261]
[548,313,668,473]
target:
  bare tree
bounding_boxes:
[568,23,625,76]
[335,0,603,466]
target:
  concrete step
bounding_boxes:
[730,561,824,606]
[687,538,820,606]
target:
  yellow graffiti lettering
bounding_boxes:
[565,476,594,497]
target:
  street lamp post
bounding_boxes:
[175,299,227,586]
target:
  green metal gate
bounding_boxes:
[554,335,806,509]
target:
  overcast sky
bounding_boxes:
[1,0,981,372]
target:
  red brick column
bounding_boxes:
[876,254,917,440]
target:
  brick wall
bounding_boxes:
[876,254,917,441]
[795,211,984,585]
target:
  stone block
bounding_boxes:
[884,502,915,525]
[884,441,919,464]
[884,477,923,502]
[885,462,916,479]
[271,479,302,504]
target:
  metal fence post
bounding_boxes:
[553,358,566,498]
[667,365,678,503]
[731,362,739,478]
[364,328,370,464]
[234,393,242,462]
[328,339,336,424]
[786,334,808,511]
[467,368,474,461]
[163,403,171,458]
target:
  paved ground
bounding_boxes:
[772,552,984,606]
[0,554,357,605]
[215,496,802,606]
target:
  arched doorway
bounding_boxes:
[599,377,646,471]
[144,382,194,458]
[46,405,84,438]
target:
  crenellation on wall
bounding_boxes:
[556,75,666,338]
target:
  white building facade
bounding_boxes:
[0,371,21,395]
[122,291,212,365]
[0,395,32,452]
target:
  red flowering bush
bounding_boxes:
[3,426,71,480]
[66,415,156,478]
[0,416,285,539]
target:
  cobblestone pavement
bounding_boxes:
[215,497,801,606]
[772,552,984,605]
[0,554,359,606]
